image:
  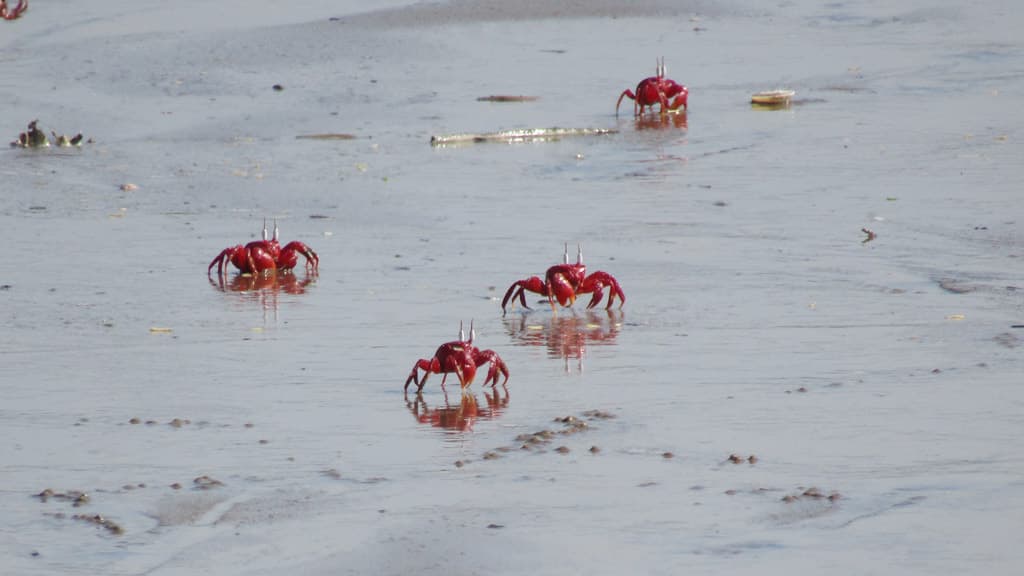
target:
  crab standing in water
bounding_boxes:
[405,321,509,393]
[208,220,319,280]
[1,0,27,20]
[502,245,625,315]
[616,57,688,116]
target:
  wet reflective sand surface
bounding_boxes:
[2,1,1022,574]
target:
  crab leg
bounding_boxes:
[501,277,546,314]
[0,0,28,20]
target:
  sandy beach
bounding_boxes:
[1,1,1022,574]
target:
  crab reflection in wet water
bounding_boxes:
[633,110,688,131]
[406,387,509,433]
[209,269,317,317]
[503,309,622,373]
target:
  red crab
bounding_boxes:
[1,0,27,20]
[208,220,319,279]
[405,321,510,393]
[501,245,625,314]
[616,57,688,116]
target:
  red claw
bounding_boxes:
[545,265,578,309]
[615,57,688,117]
[501,245,625,315]
[208,220,319,281]
[406,321,510,393]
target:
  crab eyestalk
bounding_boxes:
[261,219,269,241]
[469,320,476,344]
[563,243,569,264]
[577,244,583,265]
[458,320,465,342]
[273,219,279,242]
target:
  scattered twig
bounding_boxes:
[476,95,539,102]
[295,133,357,140]
[431,127,617,146]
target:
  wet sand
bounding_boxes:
[1,1,1022,575]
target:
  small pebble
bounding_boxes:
[193,476,224,489]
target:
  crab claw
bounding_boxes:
[546,271,577,310]
[669,87,689,112]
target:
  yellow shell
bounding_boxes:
[751,89,795,105]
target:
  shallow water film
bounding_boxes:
[2,1,1022,574]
